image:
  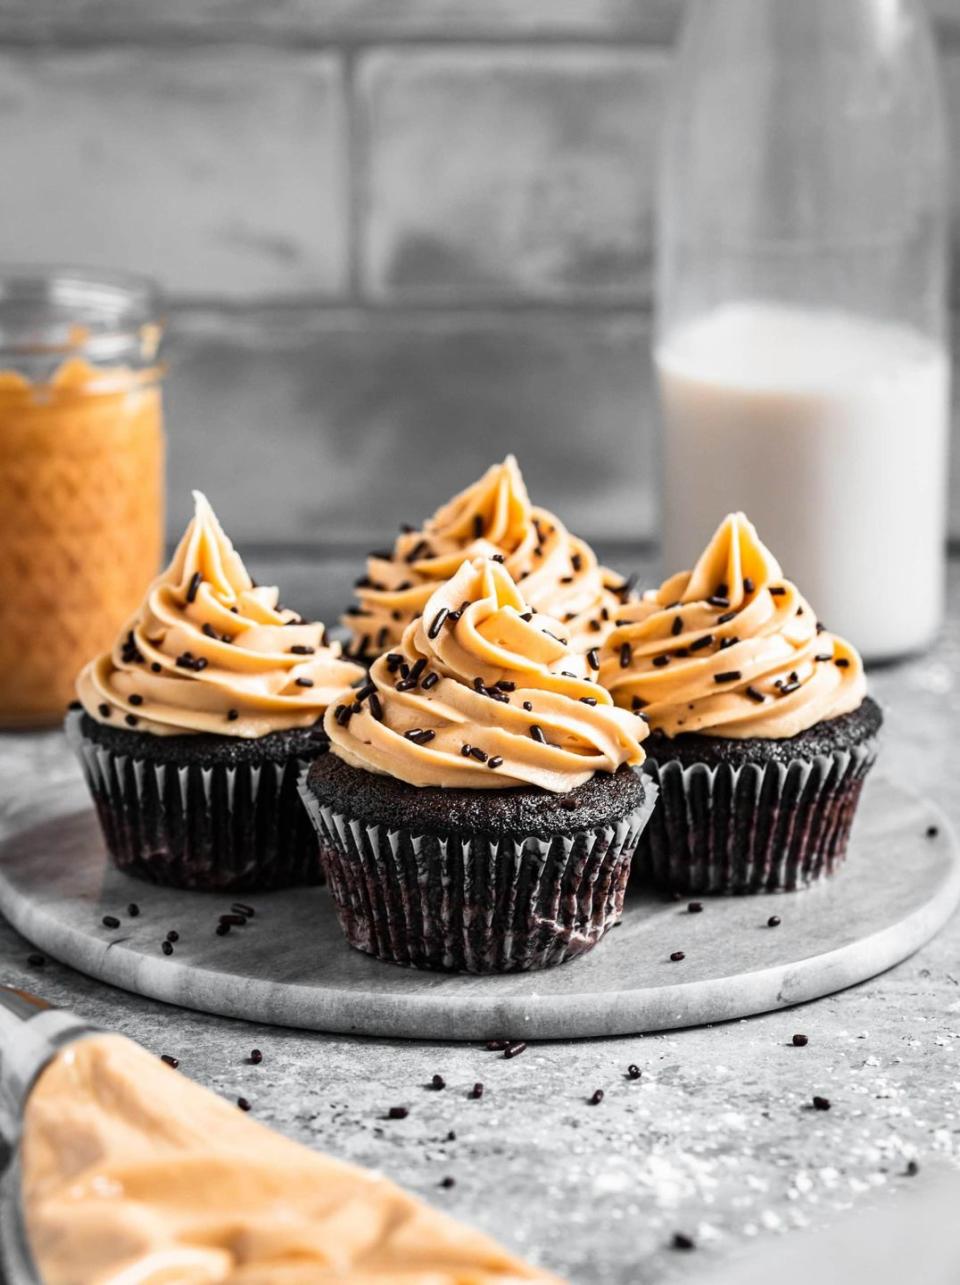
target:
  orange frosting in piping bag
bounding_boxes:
[21,1033,562,1284]
[599,513,866,740]
[76,492,363,738]
[343,457,631,656]
[327,556,646,791]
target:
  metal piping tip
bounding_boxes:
[0,987,99,1136]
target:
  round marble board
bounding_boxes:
[0,773,957,1041]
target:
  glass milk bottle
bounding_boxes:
[655,0,949,660]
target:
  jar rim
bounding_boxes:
[0,266,164,365]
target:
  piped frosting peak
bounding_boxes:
[327,556,647,790]
[76,492,363,737]
[600,513,867,739]
[343,456,633,655]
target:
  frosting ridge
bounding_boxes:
[327,556,647,791]
[76,491,363,738]
[343,456,632,655]
[599,513,867,739]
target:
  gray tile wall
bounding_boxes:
[2,1,958,548]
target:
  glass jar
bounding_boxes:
[0,269,166,727]
[655,0,949,661]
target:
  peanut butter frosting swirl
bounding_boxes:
[599,513,867,740]
[343,455,632,656]
[76,491,364,738]
[327,556,647,791]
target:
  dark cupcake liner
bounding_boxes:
[298,776,658,973]
[66,710,326,892]
[633,740,878,895]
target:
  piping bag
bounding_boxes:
[0,984,559,1285]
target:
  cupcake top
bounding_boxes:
[343,455,632,656]
[326,556,647,790]
[599,513,867,739]
[76,492,364,738]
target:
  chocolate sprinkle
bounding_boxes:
[812,1096,831,1111]
[835,657,850,668]
[580,696,597,706]
[439,1176,456,1189]
[671,616,683,636]
[589,1089,604,1105]
[290,645,315,656]
[671,1233,696,1252]
[166,930,179,942]
[620,641,633,668]
[422,672,439,690]
[428,607,449,639]
[470,1083,484,1099]
[769,586,787,596]
[587,647,600,670]
[215,923,230,937]
[767,915,781,927]
[627,1064,641,1080]
[28,952,45,967]
[160,1054,179,1068]
[688,901,703,914]
[487,756,504,769]
[530,725,546,743]
[186,571,202,604]
[670,950,685,962]
[504,1041,527,1059]
[237,1097,251,1112]
[250,1049,263,1064]
[124,713,139,727]
[227,709,239,721]
[652,655,670,668]
[405,729,436,745]
[98,703,111,718]
[162,940,174,955]
[743,578,755,594]
[792,1034,808,1047]
[295,677,314,688]
[714,671,742,683]
[745,686,765,703]
[127,903,140,917]
[102,915,120,929]
[927,825,939,838]
[689,634,714,652]
[129,693,144,706]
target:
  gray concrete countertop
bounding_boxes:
[2,553,959,1285]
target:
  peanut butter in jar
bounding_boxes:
[0,270,165,727]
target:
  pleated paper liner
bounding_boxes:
[66,709,327,892]
[634,740,878,895]
[298,777,658,973]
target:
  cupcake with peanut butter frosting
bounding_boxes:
[301,555,656,972]
[600,513,881,894]
[342,455,634,659]
[68,491,364,891]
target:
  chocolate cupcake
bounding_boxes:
[68,491,364,890]
[599,513,881,894]
[302,556,655,972]
[342,455,634,659]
